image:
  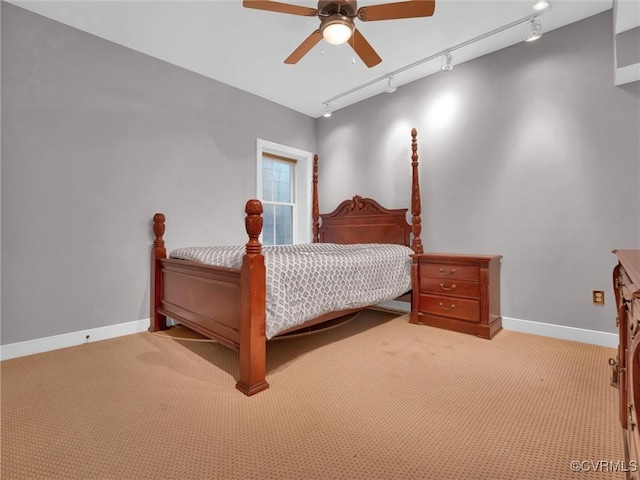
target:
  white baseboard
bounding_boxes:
[502,316,618,348]
[0,319,150,361]
[0,314,618,361]
[373,300,412,314]
[375,303,617,348]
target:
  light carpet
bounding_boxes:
[1,310,623,479]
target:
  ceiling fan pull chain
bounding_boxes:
[321,38,325,56]
[351,36,356,65]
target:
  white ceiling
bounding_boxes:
[9,0,620,118]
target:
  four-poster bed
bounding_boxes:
[149,128,424,396]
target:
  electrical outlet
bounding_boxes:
[593,290,605,305]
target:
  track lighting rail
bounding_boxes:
[321,10,545,112]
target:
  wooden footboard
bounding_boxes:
[150,201,269,395]
[158,260,242,349]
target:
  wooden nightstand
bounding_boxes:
[410,253,502,339]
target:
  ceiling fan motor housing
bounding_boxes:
[318,0,358,17]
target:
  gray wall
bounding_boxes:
[317,11,640,333]
[1,3,316,344]
[2,5,638,346]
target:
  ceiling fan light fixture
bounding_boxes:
[525,19,543,42]
[321,15,355,45]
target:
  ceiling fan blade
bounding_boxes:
[243,1,317,16]
[357,0,435,21]
[284,30,323,64]
[349,29,382,68]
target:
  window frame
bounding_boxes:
[256,139,313,245]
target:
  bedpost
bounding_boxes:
[312,154,320,243]
[236,199,269,396]
[410,128,423,254]
[149,213,168,332]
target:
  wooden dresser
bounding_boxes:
[410,253,502,339]
[612,249,640,476]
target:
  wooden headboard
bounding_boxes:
[317,195,411,246]
[310,128,423,253]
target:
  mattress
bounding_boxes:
[170,243,412,338]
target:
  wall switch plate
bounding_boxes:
[593,290,605,305]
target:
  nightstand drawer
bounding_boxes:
[420,277,480,299]
[420,264,479,281]
[419,294,480,322]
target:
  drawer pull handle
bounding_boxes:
[439,302,455,311]
[609,357,625,373]
[439,268,456,276]
[440,283,456,291]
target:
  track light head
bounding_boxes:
[532,0,551,11]
[385,76,397,93]
[441,52,454,71]
[525,19,543,42]
[322,104,332,118]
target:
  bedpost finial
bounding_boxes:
[245,199,263,216]
[245,200,263,255]
[153,213,165,246]
[411,129,418,159]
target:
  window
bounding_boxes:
[256,139,313,245]
[261,154,294,245]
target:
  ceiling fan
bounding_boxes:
[243,0,436,68]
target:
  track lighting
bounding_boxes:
[441,52,454,71]
[385,76,397,93]
[525,19,543,42]
[321,12,548,112]
[322,103,332,118]
[532,0,550,11]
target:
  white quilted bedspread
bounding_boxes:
[170,243,413,339]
